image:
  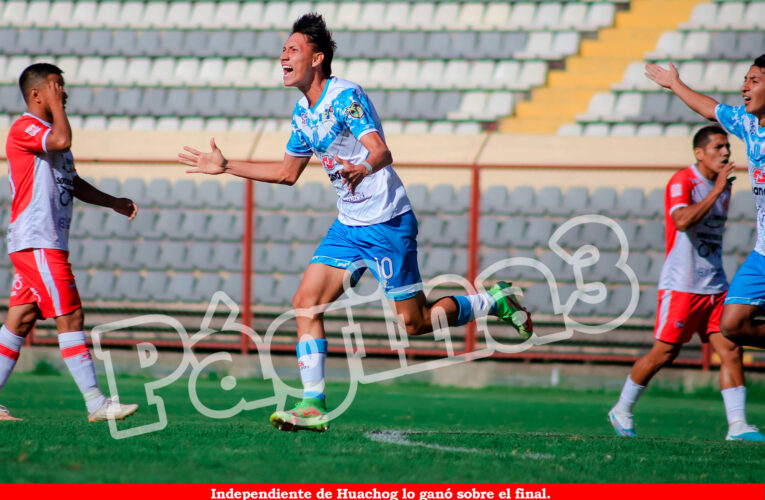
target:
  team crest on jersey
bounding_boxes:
[321,106,334,123]
[24,124,42,137]
[300,112,308,125]
[670,183,682,197]
[345,102,364,119]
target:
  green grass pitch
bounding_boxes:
[1,372,764,483]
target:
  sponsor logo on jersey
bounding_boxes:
[344,102,364,119]
[754,169,765,184]
[670,183,682,197]
[24,124,42,137]
[321,106,334,122]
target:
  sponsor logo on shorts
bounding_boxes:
[674,320,685,329]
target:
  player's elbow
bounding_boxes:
[47,135,71,152]
[381,149,393,167]
[276,169,299,186]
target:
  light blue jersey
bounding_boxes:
[286,77,411,226]
[715,104,765,255]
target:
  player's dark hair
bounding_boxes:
[292,12,335,77]
[754,54,765,70]
[19,63,63,103]
[693,125,727,149]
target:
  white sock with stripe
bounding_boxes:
[58,331,106,413]
[0,325,23,392]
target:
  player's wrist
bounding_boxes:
[361,160,374,175]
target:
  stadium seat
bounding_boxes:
[194,273,222,302]
[82,270,115,301]
[80,239,109,267]
[162,273,196,302]
[211,242,241,272]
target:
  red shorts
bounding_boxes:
[654,289,726,344]
[9,248,81,319]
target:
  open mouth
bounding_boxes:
[282,65,294,77]
[743,95,752,104]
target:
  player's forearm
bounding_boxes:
[73,177,117,207]
[669,80,719,121]
[364,149,392,174]
[671,192,722,231]
[46,101,72,152]
[222,159,301,185]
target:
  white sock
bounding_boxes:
[614,376,646,415]
[58,331,106,413]
[0,325,24,392]
[721,385,747,427]
[297,337,327,401]
[454,292,496,325]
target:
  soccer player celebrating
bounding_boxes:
[608,125,764,441]
[645,55,765,354]
[179,13,533,432]
[0,63,139,422]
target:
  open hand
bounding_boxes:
[178,137,226,175]
[112,198,138,220]
[645,62,680,89]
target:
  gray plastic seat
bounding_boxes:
[111,271,141,301]
[139,88,166,116]
[309,214,336,242]
[481,186,509,214]
[429,184,456,213]
[164,89,192,117]
[635,286,658,319]
[140,272,169,301]
[406,184,430,214]
[208,31,234,57]
[588,187,618,214]
[104,208,155,239]
[386,91,412,120]
[377,32,402,58]
[495,218,526,247]
[739,32,764,58]
[524,283,555,315]
[425,33,452,59]
[157,241,188,270]
[412,91,438,120]
[212,242,241,272]
[261,90,290,118]
[505,33,528,54]
[401,32,426,58]
[160,31,185,56]
[524,219,554,248]
[532,186,563,216]
[41,29,66,56]
[220,181,244,210]
[479,216,501,245]
[612,188,646,218]
[300,182,327,210]
[255,274,281,305]
[72,210,105,238]
[206,212,238,241]
[64,87,92,116]
[254,182,275,209]
[417,215,443,245]
[186,242,214,271]
[137,31,163,57]
[480,248,512,279]
[80,240,109,267]
[635,189,664,219]
[730,189,755,221]
[83,270,115,301]
[433,216,468,246]
[134,241,162,269]
[114,30,142,56]
[256,214,288,242]
[190,88,215,117]
[561,186,589,216]
[221,274,243,302]
[214,88,239,117]
[186,31,210,57]
[144,210,184,240]
[229,31,258,57]
[0,29,17,53]
[706,32,737,60]
[17,29,42,55]
[147,179,174,208]
[452,32,477,58]
[253,31,281,57]
[435,91,461,118]
[290,244,316,273]
[633,221,665,251]
[264,243,293,272]
[106,240,138,270]
[89,86,118,115]
[196,180,223,208]
[121,178,146,201]
[116,88,142,115]
[171,179,202,208]
[194,273,222,302]
[476,32,504,59]
[273,275,301,306]
[161,273,196,302]
[354,32,380,58]
[508,185,535,215]
[64,30,92,56]
[639,93,670,122]
[422,248,456,277]
[285,214,314,243]
[623,252,651,285]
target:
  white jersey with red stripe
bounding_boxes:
[657,165,730,294]
[5,112,77,253]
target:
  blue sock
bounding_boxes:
[296,338,328,401]
[452,293,497,326]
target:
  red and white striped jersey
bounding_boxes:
[658,165,730,294]
[5,112,77,253]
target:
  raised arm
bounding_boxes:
[179,137,311,186]
[645,62,719,120]
[44,79,72,152]
[73,177,138,219]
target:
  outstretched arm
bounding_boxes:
[645,62,719,120]
[178,137,311,185]
[73,177,138,219]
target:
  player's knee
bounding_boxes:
[292,290,320,314]
[720,313,745,342]
[718,343,743,365]
[57,307,84,332]
[401,316,429,336]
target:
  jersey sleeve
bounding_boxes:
[715,103,747,140]
[285,118,313,157]
[334,89,378,140]
[7,119,51,154]
[666,170,692,215]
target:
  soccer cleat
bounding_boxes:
[0,404,22,421]
[608,408,637,437]
[489,281,534,339]
[726,422,765,441]
[88,396,138,422]
[269,397,330,433]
